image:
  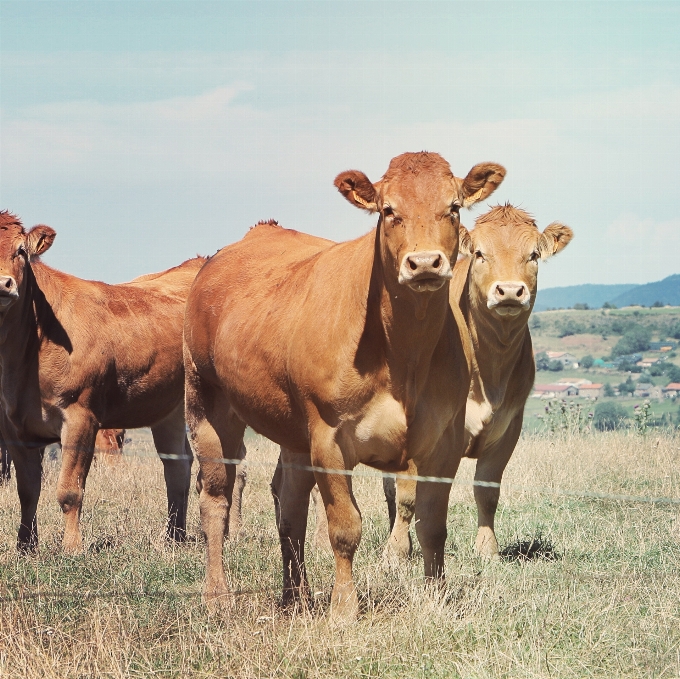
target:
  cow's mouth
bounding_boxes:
[0,293,18,310]
[406,275,448,293]
[487,300,529,317]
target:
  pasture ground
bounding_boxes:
[1,430,679,678]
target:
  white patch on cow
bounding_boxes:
[465,399,492,438]
[355,394,407,448]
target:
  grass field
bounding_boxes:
[1,429,680,678]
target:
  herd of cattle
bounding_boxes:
[0,151,572,618]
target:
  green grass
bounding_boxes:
[1,431,680,677]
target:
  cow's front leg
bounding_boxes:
[57,408,98,553]
[12,445,43,552]
[474,415,521,559]
[312,431,361,620]
[270,447,316,609]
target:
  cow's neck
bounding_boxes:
[0,263,64,368]
[371,226,451,422]
[467,288,529,409]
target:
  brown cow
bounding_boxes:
[184,152,505,616]
[383,204,573,560]
[0,210,204,552]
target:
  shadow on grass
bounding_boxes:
[500,534,560,563]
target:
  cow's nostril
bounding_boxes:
[409,258,418,271]
[4,279,11,289]
[496,285,505,296]
[432,256,441,269]
[516,286,524,297]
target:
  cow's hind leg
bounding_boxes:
[12,447,42,552]
[383,466,416,563]
[228,441,247,540]
[185,364,244,605]
[151,403,193,542]
[270,447,316,609]
[57,407,98,553]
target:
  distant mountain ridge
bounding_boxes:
[534,275,680,311]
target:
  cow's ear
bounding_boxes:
[538,222,573,259]
[461,163,506,208]
[26,225,56,257]
[459,226,474,257]
[334,170,379,212]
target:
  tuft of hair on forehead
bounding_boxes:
[383,151,453,179]
[0,210,24,232]
[475,203,537,229]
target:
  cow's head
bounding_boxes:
[0,211,56,320]
[335,153,505,294]
[459,204,573,319]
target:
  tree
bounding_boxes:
[618,376,636,395]
[603,383,615,397]
[580,355,594,369]
[548,360,564,372]
[593,402,628,431]
[573,303,589,310]
[602,301,617,309]
[666,364,680,383]
[529,314,541,330]
[652,300,664,308]
[535,352,550,371]
[611,324,651,357]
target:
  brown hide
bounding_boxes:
[93,428,126,466]
[386,204,573,561]
[184,152,505,615]
[0,210,204,551]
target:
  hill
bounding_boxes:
[535,274,680,310]
[610,274,680,307]
[533,283,636,311]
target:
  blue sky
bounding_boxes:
[1,1,679,287]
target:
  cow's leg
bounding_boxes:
[56,408,98,553]
[270,447,317,608]
[310,486,332,552]
[312,432,362,619]
[151,403,193,542]
[383,464,416,562]
[414,427,462,582]
[12,446,42,552]
[474,415,522,558]
[185,366,244,604]
[0,436,11,484]
[227,441,247,540]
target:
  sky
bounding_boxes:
[1,1,679,288]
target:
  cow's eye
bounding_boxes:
[529,251,539,262]
[383,206,393,217]
[450,204,460,215]
[475,250,485,261]
[13,245,27,260]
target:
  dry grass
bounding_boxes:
[1,429,679,678]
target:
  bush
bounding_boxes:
[602,301,617,309]
[573,303,589,310]
[558,320,585,338]
[665,364,680,383]
[548,360,564,372]
[593,402,628,431]
[580,355,594,369]
[535,352,550,371]
[603,383,615,397]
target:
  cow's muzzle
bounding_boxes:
[398,251,452,292]
[0,275,19,311]
[486,280,531,317]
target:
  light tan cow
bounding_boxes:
[184,152,505,617]
[0,211,204,552]
[384,204,573,560]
